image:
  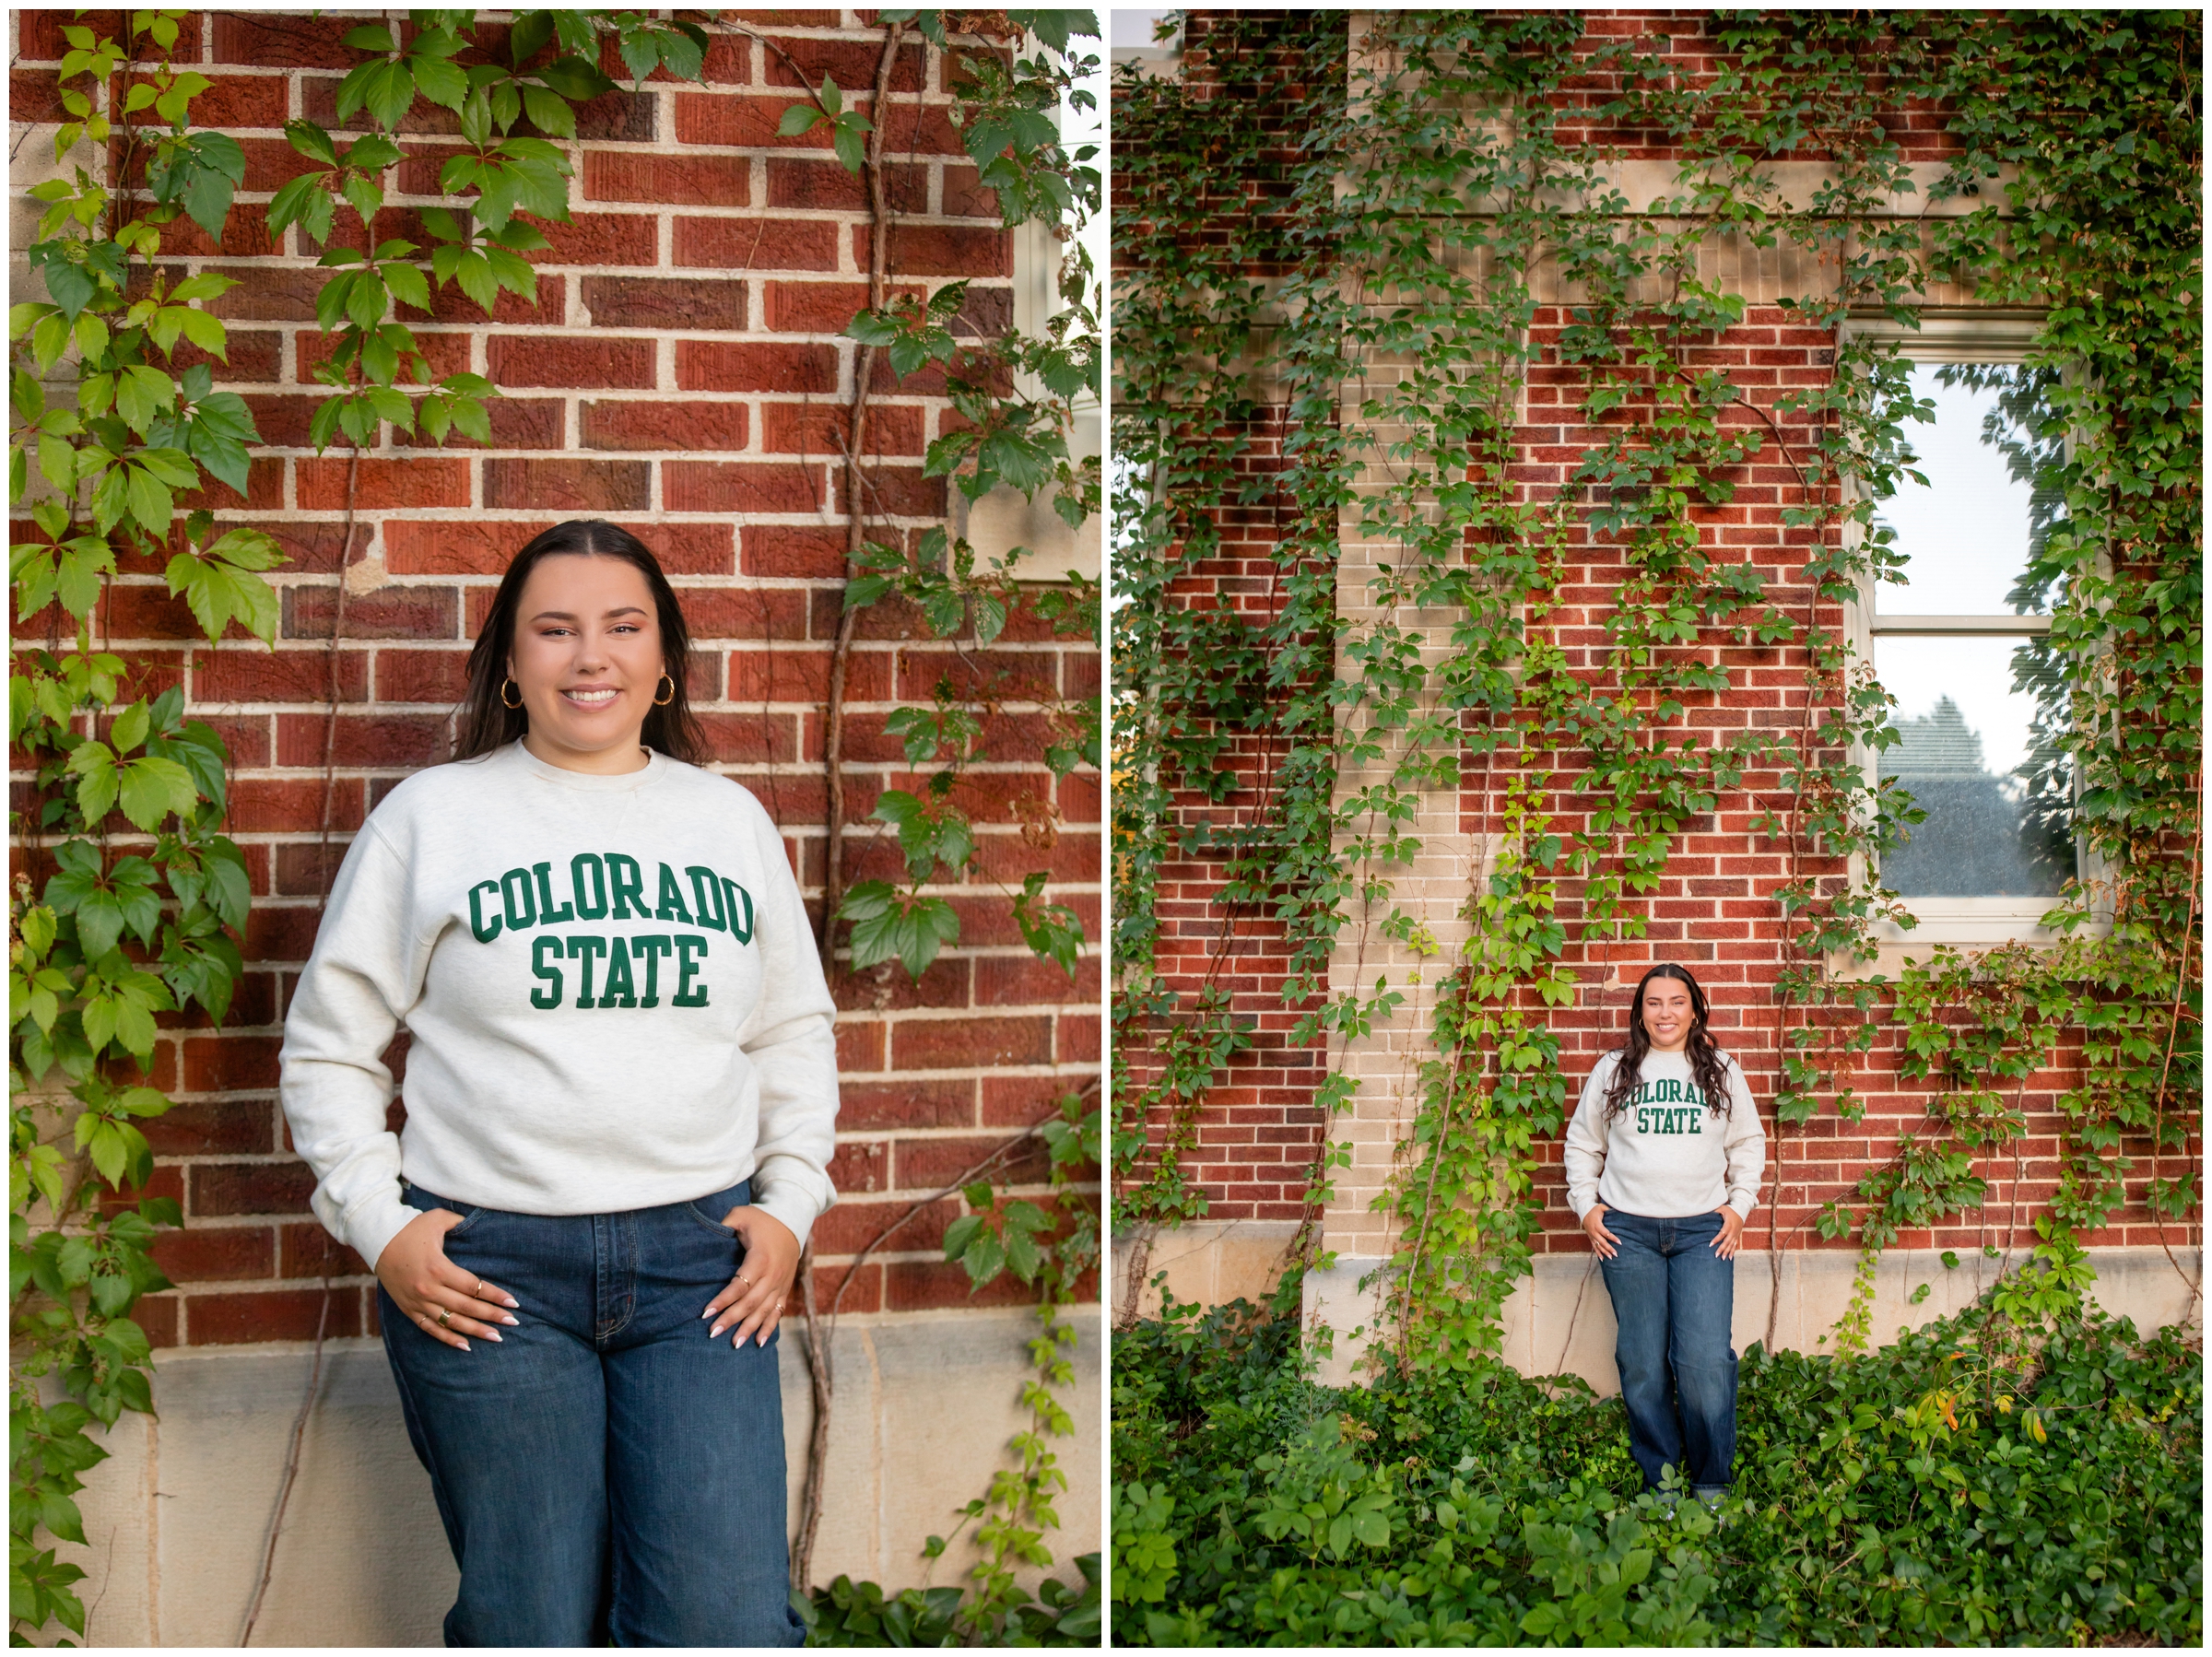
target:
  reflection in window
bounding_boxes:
[1867,360,2078,907]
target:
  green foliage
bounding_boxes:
[813,12,1102,993]
[1111,1283,2202,1646]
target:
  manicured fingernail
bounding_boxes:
[500,1314,518,1326]
[709,1324,724,1339]
[502,1297,519,1309]
[701,1307,713,1319]
[456,1340,471,1352]
[485,1331,501,1343]
[757,1332,769,1346]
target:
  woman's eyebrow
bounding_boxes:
[527,605,649,622]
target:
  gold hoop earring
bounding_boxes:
[500,677,523,710]
[653,673,676,707]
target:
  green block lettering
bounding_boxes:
[530,935,564,1008]
[571,854,608,920]
[500,867,536,932]
[606,852,646,921]
[686,865,726,932]
[566,934,607,1006]
[673,934,710,1007]
[1636,1107,1649,1134]
[630,934,672,1007]
[466,878,502,943]
[533,862,574,924]
[599,936,639,1007]
[654,862,694,924]
[722,877,755,945]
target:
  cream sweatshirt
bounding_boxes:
[278,742,840,1270]
[1562,1047,1764,1222]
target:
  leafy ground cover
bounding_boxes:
[1112,1260,2200,1646]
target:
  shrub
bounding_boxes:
[1111,1278,2201,1646]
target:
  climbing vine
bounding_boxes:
[1112,8,2197,1375]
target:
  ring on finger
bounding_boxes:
[735,1272,753,1287]
[436,1307,453,1328]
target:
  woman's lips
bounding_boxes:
[561,687,620,708]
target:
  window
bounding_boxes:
[1843,317,2104,948]
[954,29,1103,583]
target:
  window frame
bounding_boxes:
[1837,312,2111,953]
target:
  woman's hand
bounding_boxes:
[1582,1204,1620,1261]
[1711,1204,1746,1260]
[704,1206,800,1347]
[375,1208,519,1352]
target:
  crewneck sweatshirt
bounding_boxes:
[1562,1047,1765,1222]
[278,742,840,1270]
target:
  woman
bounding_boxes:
[1564,963,1764,1510]
[279,520,834,1646]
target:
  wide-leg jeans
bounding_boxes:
[1597,1207,1738,1496]
[381,1179,805,1648]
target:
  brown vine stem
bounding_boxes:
[787,13,903,1602]
[790,1078,1097,1592]
[816,19,904,976]
[240,424,359,1647]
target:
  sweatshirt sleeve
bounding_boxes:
[734,805,840,1249]
[1561,1055,1616,1221]
[277,825,429,1272]
[1720,1055,1766,1217]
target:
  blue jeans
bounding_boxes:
[382,1180,805,1648]
[1597,1208,1738,1496]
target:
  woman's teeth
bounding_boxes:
[565,687,618,706]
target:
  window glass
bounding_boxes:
[1874,634,2074,898]
[1874,365,2040,616]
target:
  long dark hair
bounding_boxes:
[452,521,708,765]
[1601,962,1734,1120]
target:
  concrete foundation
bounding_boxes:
[1114,1227,2202,1392]
[60,1309,1100,1648]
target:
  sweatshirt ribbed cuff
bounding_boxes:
[348,1191,418,1275]
[750,1159,828,1250]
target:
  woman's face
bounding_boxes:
[1640,977,1695,1053]
[505,554,664,775]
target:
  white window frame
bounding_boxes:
[949,32,1101,584]
[1839,313,2111,951]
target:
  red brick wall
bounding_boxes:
[11,10,1100,1346]
[1121,11,2198,1264]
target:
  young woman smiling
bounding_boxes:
[1564,962,1765,1511]
[278,520,831,1646]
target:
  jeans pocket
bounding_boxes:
[403,1182,486,1238]
[684,1180,753,1236]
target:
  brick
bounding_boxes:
[151,1225,275,1284]
[891,1017,1053,1071]
[863,223,1011,278]
[581,276,747,332]
[276,712,451,769]
[664,461,824,515]
[296,458,473,511]
[191,1160,317,1217]
[398,270,569,330]
[582,399,747,452]
[677,340,838,394]
[185,1287,364,1346]
[299,326,471,384]
[9,67,69,123]
[376,649,472,704]
[279,1222,369,1280]
[482,457,652,512]
[832,957,970,1013]
[763,401,923,459]
[394,396,565,452]
[584,151,749,208]
[284,583,460,641]
[488,335,656,391]
[142,1100,275,1158]
[675,92,844,149]
[837,1079,979,1132]
[520,211,659,266]
[807,1196,959,1259]
[124,69,285,128]
[827,1137,888,1194]
[884,1258,1039,1312]
[17,11,126,62]
[741,525,847,579]
[674,216,840,272]
[213,12,362,67]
